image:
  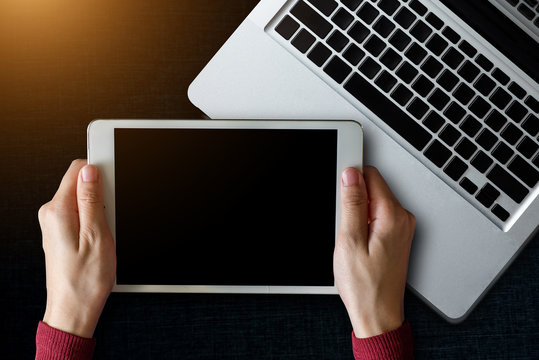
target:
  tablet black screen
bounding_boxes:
[114,128,337,286]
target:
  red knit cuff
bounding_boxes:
[36,321,96,360]
[351,320,414,360]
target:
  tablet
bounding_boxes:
[87,119,363,294]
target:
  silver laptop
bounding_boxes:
[188,0,539,322]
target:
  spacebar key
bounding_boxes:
[344,73,432,151]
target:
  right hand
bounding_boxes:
[334,166,416,338]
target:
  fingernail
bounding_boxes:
[342,168,359,187]
[82,165,98,183]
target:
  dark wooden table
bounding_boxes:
[1,0,538,358]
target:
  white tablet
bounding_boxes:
[87,119,363,294]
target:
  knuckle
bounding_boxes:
[80,226,99,243]
[343,190,368,209]
[79,190,101,204]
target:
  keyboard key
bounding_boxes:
[471,150,494,173]
[364,34,386,56]
[425,13,444,30]
[508,82,526,100]
[475,54,494,72]
[458,40,477,57]
[380,48,402,70]
[424,140,452,167]
[428,89,450,111]
[408,97,430,119]
[460,115,482,137]
[341,0,362,11]
[492,142,514,164]
[439,124,462,146]
[412,75,434,97]
[409,0,428,16]
[308,42,332,66]
[292,29,316,53]
[517,3,535,19]
[490,88,512,110]
[437,70,459,92]
[373,15,395,38]
[491,204,510,221]
[423,111,445,132]
[444,102,466,124]
[410,20,432,42]
[458,60,480,83]
[391,84,414,106]
[500,123,523,145]
[442,26,460,44]
[476,183,500,208]
[508,155,539,187]
[405,43,427,65]
[534,153,539,168]
[469,96,491,118]
[357,3,380,24]
[524,96,539,113]
[275,15,300,40]
[476,128,498,151]
[505,101,527,123]
[522,114,539,136]
[460,177,478,194]
[332,8,355,30]
[394,7,416,29]
[306,0,338,16]
[487,165,529,203]
[375,70,398,92]
[444,156,468,180]
[291,2,333,38]
[358,56,382,79]
[453,83,475,105]
[421,56,443,78]
[426,34,448,56]
[324,56,352,83]
[492,68,510,85]
[379,0,400,16]
[485,109,507,132]
[389,29,411,51]
[344,73,433,150]
[343,44,365,65]
[396,61,418,83]
[474,74,496,96]
[442,47,465,69]
[348,21,370,43]
[517,136,538,159]
[327,30,349,52]
[455,138,477,160]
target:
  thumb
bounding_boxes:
[77,165,107,240]
[338,167,369,249]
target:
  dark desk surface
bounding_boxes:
[1,1,538,358]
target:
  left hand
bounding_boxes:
[38,159,116,338]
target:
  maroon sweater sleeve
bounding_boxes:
[36,321,95,360]
[351,320,413,360]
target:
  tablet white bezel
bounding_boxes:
[87,119,363,294]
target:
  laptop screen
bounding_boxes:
[114,128,337,286]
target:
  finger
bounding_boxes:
[363,166,401,230]
[77,164,107,241]
[338,167,369,249]
[52,159,87,208]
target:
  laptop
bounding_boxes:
[188,0,539,322]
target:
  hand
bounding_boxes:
[38,159,116,338]
[334,166,415,338]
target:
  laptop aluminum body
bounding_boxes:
[188,0,539,322]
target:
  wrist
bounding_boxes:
[350,306,404,338]
[43,298,104,338]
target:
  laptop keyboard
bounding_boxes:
[497,0,539,31]
[274,0,539,227]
